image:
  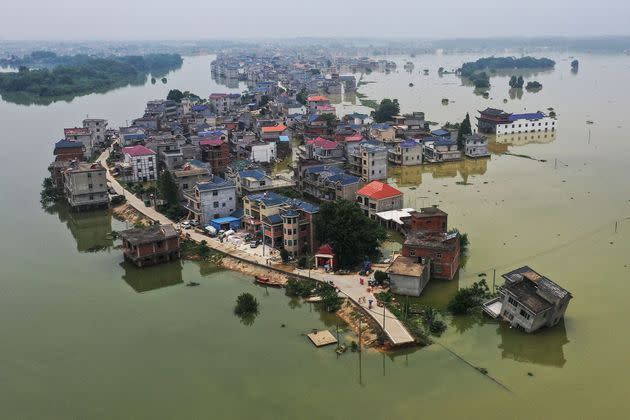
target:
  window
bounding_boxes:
[87,173,92,178]
[508,297,519,307]
[435,253,442,258]
[89,194,94,200]
[213,202,219,208]
[519,309,531,320]
[148,157,153,162]
[212,191,218,196]
[409,250,416,256]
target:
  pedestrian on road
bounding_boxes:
[368,299,373,309]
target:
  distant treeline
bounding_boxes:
[0,52,183,104]
[459,56,555,89]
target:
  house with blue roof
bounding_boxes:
[431,128,452,139]
[242,192,319,256]
[183,176,237,226]
[388,139,423,166]
[301,164,363,201]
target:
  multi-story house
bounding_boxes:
[464,133,491,158]
[184,176,237,225]
[64,127,93,159]
[121,224,180,267]
[242,192,319,256]
[347,140,388,182]
[356,181,404,219]
[304,137,344,161]
[200,139,231,175]
[82,118,108,147]
[306,95,330,113]
[388,139,423,166]
[483,266,573,333]
[423,138,463,163]
[122,145,157,182]
[145,99,178,120]
[208,93,241,114]
[302,164,363,202]
[369,123,396,143]
[260,123,288,142]
[477,108,557,135]
[402,230,461,280]
[172,160,211,200]
[402,207,448,234]
[63,161,109,210]
[119,126,147,146]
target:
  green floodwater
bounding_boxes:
[1,54,629,419]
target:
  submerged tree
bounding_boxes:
[234,293,259,316]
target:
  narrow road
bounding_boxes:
[97,146,415,346]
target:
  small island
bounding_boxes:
[526,81,543,91]
[459,56,555,90]
[0,52,183,105]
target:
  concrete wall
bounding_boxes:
[390,272,430,297]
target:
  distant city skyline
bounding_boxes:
[2,0,630,41]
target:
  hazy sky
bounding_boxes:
[2,0,630,40]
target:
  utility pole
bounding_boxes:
[493,269,496,293]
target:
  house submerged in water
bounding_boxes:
[483,266,572,333]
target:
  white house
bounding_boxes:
[83,118,108,147]
[122,145,157,182]
[249,141,277,163]
[464,134,490,158]
[184,176,237,225]
[495,112,557,135]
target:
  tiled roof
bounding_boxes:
[431,129,450,136]
[197,176,233,191]
[64,127,90,136]
[239,169,268,181]
[261,124,287,133]
[307,95,329,102]
[54,139,83,150]
[307,137,339,150]
[357,181,402,200]
[509,112,546,122]
[122,145,156,157]
[199,139,224,146]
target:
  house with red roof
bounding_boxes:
[356,181,404,219]
[260,123,288,141]
[306,95,330,114]
[304,137,344,161]
[122,145,157,182]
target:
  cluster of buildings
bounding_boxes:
[48,118,113,211]
[44,49,569,333]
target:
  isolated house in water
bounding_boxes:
[483,266,572,333]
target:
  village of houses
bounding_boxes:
[47,52,570,346]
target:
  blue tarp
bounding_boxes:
[210,217,241,231]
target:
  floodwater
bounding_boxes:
[0,53,629,419]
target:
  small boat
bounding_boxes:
[254,275,281,287]
[186,281,200,287]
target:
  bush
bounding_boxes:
[285,278,317,298]
[373,270,388,284]
[297,255,309,269]
[447,280,491,315]
[234,293,259,316]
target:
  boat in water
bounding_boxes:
[254,275,282,287]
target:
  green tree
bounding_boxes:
[167,89,184,102]
[457,113,472,149]
[234,293,259,316]
[447,280,491,315]
[314,200,386,269]
[296,88,308,105]
[374,98,400,123]
[280,248,290,263]
[158,170,179,207]
[259,95,270,107]
[319,113,337,128]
